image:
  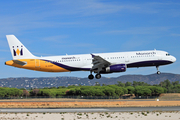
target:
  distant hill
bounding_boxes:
[0,73,180,89]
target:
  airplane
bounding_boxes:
[5,35,176,79]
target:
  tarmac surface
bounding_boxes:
[0,106,180,113]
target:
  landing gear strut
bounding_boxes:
[156,66,161,75]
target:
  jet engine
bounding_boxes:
[105,64,126,73]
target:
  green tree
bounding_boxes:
[135,86,151,96]
[0,88,6,97]
[94,89,105,96]
[133,81,138,87]
[154,87,164,95]
[66,88,76,96]
[125,82,132,87]
[172,81,179,86]
[126,86,135,95]
[95,82,100,86]
[115,87,124,96]
[67,85,78,89]
[56,89,67,97]
[39,89,56,97]
[159,79,173,93]
[102,87,116,96]
[116,81,125,87]
[122,87,128,94]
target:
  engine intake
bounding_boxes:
[106,64,126,73]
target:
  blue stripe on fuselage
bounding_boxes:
[43,60,91,71]
[127,60,173,68]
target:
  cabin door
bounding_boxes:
[35,59,40,67]
[125,56,129,62]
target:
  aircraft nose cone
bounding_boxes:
[172,56,176,62]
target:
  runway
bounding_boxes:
[0,106,180,113]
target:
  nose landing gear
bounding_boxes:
[156,66,161,75]
[157,71,161,75]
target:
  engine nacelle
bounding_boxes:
[106,64,126,73]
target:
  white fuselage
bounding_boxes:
[35,50,176,72]
[5,35,176,79]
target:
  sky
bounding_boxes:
[0,0,180,79]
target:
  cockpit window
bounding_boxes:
[166,53,170,56]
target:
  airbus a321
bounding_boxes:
[5,35,176,79]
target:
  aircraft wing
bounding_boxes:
[91,54,111,73]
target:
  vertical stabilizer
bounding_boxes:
[6,35,35,59]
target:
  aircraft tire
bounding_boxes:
[88,74,94,80]
[157,71,161,75]
[95,74,101,79]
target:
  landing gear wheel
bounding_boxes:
[95,74,101,79]
[157,71,161,75]
[88,74,94,80]
[156,66,161,75]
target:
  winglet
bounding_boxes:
[91,54,95,58]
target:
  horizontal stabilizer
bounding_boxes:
[12,60,26,66]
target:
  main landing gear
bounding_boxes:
[156,66,161,75]
[88,71,101,80]
[88,74,101,80]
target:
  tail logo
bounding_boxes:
[13,46,23,56]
